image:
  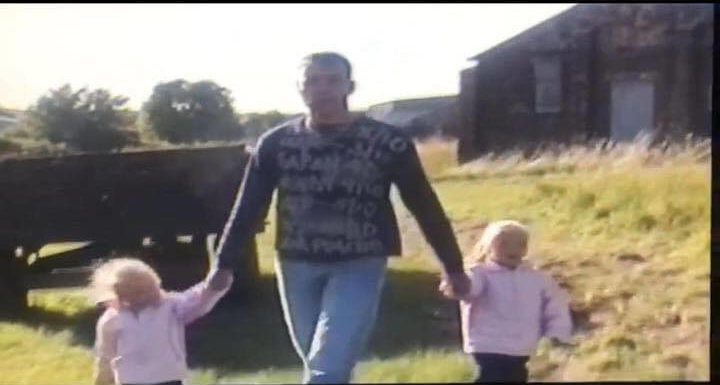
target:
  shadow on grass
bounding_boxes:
[186,268,462,374]
[370,268,462,356]
[5,267,462,375]
[2,304,102,349]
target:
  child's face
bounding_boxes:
[489,232,527,268]
[115,272,162,311]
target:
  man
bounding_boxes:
[209,52,470,383]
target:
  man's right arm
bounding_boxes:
[213,137,277,271]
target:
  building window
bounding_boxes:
[533,56,562,113]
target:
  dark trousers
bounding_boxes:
[472,353,530,383]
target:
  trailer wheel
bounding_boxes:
[0,248,28,317]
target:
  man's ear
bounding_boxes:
[348,80,355,95]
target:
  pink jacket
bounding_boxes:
[459,260,572,356]
[95,280,231,384]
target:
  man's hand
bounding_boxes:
[207,268,233,291]
[439,271,471,299]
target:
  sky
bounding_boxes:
[0,4,575,114]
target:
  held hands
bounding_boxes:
[438,280,455,299]
[207,268,233,291]
[438,271,471,300]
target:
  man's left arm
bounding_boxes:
[391,134,468,292]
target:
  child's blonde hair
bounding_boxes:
[89,258,161,304]
[468,220,529,263]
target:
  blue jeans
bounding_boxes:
[275,256,388,384]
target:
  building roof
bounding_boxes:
[468,4,587,64]
[468,3,713,65]
[366,96,456,127]
[0,109,21,135]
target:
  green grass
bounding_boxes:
[0,138,709,383]
[354,350,474,383]
[0,323,94,385]
[38,243,89,258]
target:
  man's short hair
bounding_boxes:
[300,52,353,80]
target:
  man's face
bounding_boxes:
[298,60,354,113]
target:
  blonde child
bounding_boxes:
[90,257,233,385]
[440,220,573,383]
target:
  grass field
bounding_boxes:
[0,137,710,384]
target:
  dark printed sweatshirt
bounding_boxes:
[215,115,464,274]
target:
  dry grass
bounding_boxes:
[444,135,710,180]
[414,136,458,178]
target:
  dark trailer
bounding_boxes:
[0,144,259,314]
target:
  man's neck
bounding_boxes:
[306,109,354,129]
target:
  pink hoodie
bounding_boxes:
[459,260,572,356]
[95,280,231,384]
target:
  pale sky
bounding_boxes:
[1,4,575,114]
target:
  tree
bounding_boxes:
[25,85,138,152]
[141,80,244,143]
[239,110,296,141]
